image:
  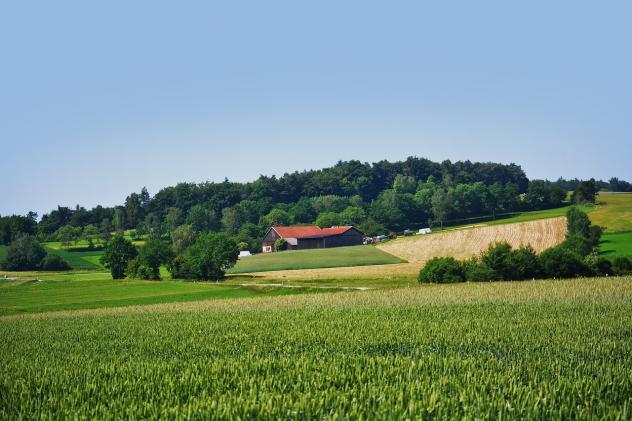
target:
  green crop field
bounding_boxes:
[228,245,405,274]
[45,247,104,270]
[1,277,630,418]
[0,274,311,316]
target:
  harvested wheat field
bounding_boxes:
[250,218,567,280]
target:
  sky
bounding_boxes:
[1,0,631,217]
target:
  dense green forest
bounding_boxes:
[2,157,630,252]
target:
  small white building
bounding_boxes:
[417,228,432,235]
[238,251,252,259]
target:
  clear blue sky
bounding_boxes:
[1,1,631,217]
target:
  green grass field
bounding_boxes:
[600,232,632,258]
[45,247,104,270]
[0,273,311,316]
[228,245,405,274]
[591,192,632,232]
[1,277,630,418]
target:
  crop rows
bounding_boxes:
[1,278,631,419]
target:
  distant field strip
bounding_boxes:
[229,245,404,274]
[0,276,310,316]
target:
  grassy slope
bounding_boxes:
[0,273,311,316]
[1,278,630,419]
[590,192,632,232]
[228,245,405,274]
[45,247,104,270]
[600,232,632,258]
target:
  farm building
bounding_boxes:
[262,226,364,253]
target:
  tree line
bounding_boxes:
[1,158,629,253]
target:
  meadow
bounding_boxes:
[228,245,405,274]
[0,274,312,316]
[1,277,631,419]
[600,232,632,258]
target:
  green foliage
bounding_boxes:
[0,235,47,271]
[0,214,37,245]
[186,204,219,233]
[480,242,514,279]
[315,212,341,228]
[128,238,173,280]
[572,179,598,204]
[170,224,198,255]
[262,208,290,227]
[583,255,613,276]
[39,254,71,271]
[274,238,287,252]
[539,247,589,279]
[100,235,137,279]
[418,257,465,283]
[509,245,543,279]
[612,256,632,276]
[177,233,239,280]
[566,206,592,238]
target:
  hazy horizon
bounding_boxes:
[2,1,631,217]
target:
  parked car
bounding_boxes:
[417,228,432,235]
[403,229,413,236]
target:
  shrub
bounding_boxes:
[612,256,632,276]
[167,254,198,280]
[0,235,47,271]
[418,257,465,283]
[184,233,239,280]
[584,255,613,276]
[274,238,287,252]
[126,256,156,280]
[132,238,173,280]
[481,242,513,280]
[509,245,543,280]
[539,247,589,279]
[561,235,594,257]
[39,254,71,271]
[463,260,499,282]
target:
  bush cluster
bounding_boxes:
[0,235,70,271]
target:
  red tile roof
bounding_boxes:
[272,226,355,239]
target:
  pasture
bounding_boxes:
[228,245,404,274]
[600,232,632,258]
[590,192,632,232]
[1,277,631,418]
[0,273,311,316]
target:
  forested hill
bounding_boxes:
[2,157,630,250]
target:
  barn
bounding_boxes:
[262,226,364,253]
